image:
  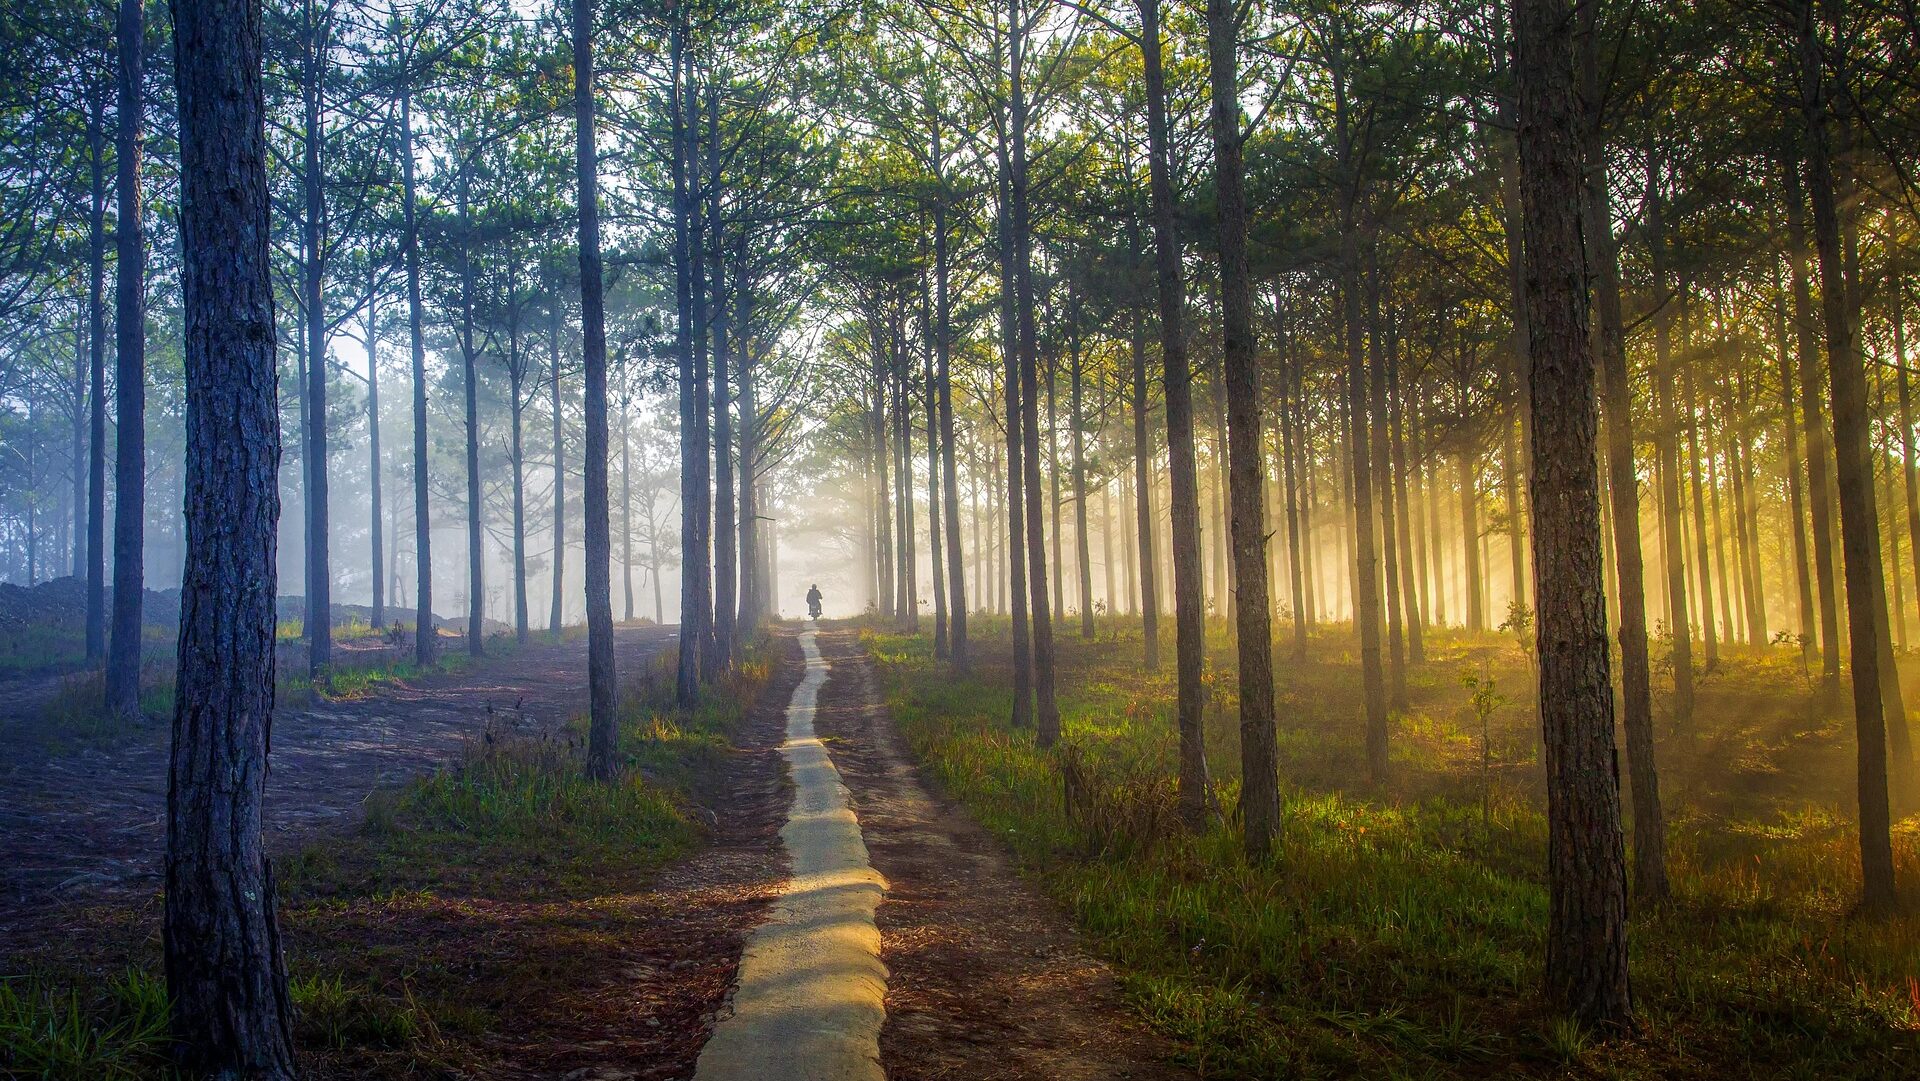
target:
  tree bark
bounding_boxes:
[1514,0,1632,1024]
[1207,0,1279,857]
[709,83,736,665]
[1581,8,1666,900]
[1774,267,1816,654]
[1797,0,1897,907]
[85,96,107,662]
[302,0,332,679]
[457,162,484,655]
[1785,162,1841,687]
[550,299,566,633]
[1140,0,1208,820]
[367,290,384,631]
[673,26,702,705]
[106,0,146,717]
[934,145,969,667]
[1647,153,1694,724]
[401,84,435,665]
[1070,301,1093,639]
[166,0,298,1062]
[575,0,618,779]
[1009,1,1058,745]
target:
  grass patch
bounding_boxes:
[865,617,1920,1080]
[3,632,779,1079]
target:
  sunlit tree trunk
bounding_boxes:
[1647,154,1694,723]
[1207,0,1279,857]
[1010,0,1058,745]
[1140,0,1208,818]
[1070,303,1093,639]
[1774,269,1816,653]
[1797,0,1896,908]
[1515,0,1632,1023]
[1582,10,1666,900]
[1368,253,1406,710]
[933,140,969,666]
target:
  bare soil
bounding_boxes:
[810,629,1194,1081]
[0,626,674,938]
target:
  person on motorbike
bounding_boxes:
[805,584,823,620]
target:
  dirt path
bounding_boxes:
[693,628,887,1081]
[797,628,1193,1081]
[0,625,673,933]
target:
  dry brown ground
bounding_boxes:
[811,628,1194,1081]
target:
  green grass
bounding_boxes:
[865,617,1920,1079]
[0,970,171,1080]
[2,633,778,1079]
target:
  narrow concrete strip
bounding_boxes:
[692,629,888,1081]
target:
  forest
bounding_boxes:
[2,0,1920,1076]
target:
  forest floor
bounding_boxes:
[0,621,1201,1080]
[0,624,673,928]
[811,628,1192,1081]
[861,616,1920,1080]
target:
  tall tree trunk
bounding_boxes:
[166,0,298,1062]
[106,0,146,717]
[934,152,969,668]
[549,300,566,633]
[509,268,529,645]
[400,85,434,665]
[1129,293,1160,669]
[1009,8,1058,745]
[673,27,701,705]
[1785,163,1842,687]
[996,149,1033,729]
[689,68,715,675]
[1279,308,1308,660]
[1140,0,1207,819]
[458,163,483,655]
[1459,447,1484,633]
[1369,252,1407,710]
[1681,357,1720,666]
[1896,295,1920,652]
[622,401,634,621]
[737,276,761,631]
[1514,0,1632,1023]
[85,97,106,662]
[1798,0,1896,908]
[1647,154,1694,724]
[1070,305,1093,639]
[926,315,948,651]
[709,84,736,666]
[70,318,84,579]
[1048,353,1064,621]
[302,0,331,680]
[576,0,618,778]
[1582,11,1666,900]
[1388,323,1423,666]
[1207,0,1278,856]
[366,290,384,631]
[1775,268,1816,654]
